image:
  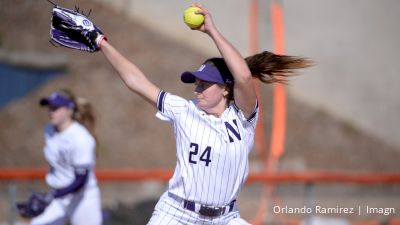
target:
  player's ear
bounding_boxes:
[222,86,230,98]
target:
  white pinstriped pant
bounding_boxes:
[147,192,250,225]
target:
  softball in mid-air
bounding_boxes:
[183,6,204,29]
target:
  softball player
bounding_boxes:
[96,4,311,224]
[31,89,102,225]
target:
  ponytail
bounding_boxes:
[245,51,313,84]
[74,97,96,136]
[57,89,97,138]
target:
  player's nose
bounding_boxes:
[194,84,204,93]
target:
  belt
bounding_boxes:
[168,192,235,218]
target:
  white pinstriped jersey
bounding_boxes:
[43,121,97,189]
[156,91,258,207]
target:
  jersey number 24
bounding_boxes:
[189,142,212,166]
[188,120,242,167]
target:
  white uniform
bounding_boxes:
[31,121,102,225]
[148,91,258,225]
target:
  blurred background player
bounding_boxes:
[30,89,102,225]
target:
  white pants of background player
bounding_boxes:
[31,186,102,225]
[147,191,250,225]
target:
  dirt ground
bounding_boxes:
[0,0,399,224]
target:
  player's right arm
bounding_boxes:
[100,41,161,107]
[193,5,257,119]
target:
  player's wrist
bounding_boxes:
[206,26,220,39]
[45,190,55,202]
[95,34,107,50]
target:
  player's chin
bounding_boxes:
[197,102,213,113]
[49,118,59,126]
[196,101,206,109]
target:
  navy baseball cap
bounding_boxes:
[181,58,234,85]
[39,92,75,109]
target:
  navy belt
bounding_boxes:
[168,192,235,217]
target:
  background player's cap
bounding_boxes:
[181,58,234,85]
[39,92,75,109]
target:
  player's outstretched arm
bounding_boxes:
[193,5,257,119]
[47,4,160,106]
[100,41,160,106]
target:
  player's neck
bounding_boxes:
[55,119,73,132]
[204,102,228,118]
[207,112,222,117]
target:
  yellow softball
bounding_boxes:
[183,6,204,29]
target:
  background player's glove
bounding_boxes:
[16,192,53,218]
[49,3,107,52]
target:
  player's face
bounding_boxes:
[48,106,73,127]
[194,79,229,112]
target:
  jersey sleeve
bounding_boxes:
[71,132,96,168]
[233,99,259,129]
[52,168,89,198]
[156,90,189,123]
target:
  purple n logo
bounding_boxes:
[224,119,241,143]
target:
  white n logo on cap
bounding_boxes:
[49,93,58,100]
[198,65,206,72]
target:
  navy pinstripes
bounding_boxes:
[157,91,167,113]
[151,92,258,224]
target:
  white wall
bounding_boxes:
[284,0,400,149]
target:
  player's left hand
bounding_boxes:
[49,3,107,52]
[16,192,53,218]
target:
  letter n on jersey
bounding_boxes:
[224,119,241,143]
